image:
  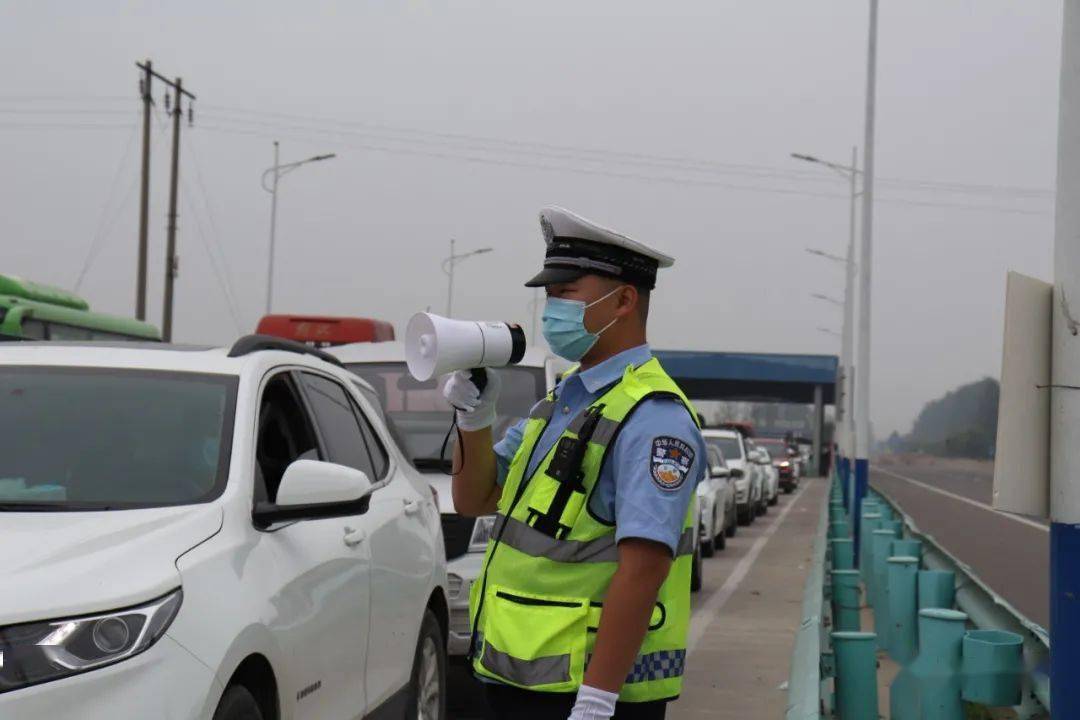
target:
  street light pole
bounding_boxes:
[262,142,337,315]
[442,241,493,317]
[843,146,859,511]
[795,147,861,508]
[854,0,879,563]
[266,141,280,317]
[447,239,456,318]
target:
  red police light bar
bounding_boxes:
[256,315,395,346]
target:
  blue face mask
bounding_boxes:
[541,286,624,361]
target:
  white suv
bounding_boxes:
[701,429,758,526]
[0,338,448,720]
[327,341,569,660]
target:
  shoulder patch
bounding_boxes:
[650,436,695,492]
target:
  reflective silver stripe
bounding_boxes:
[530,399,556,421]
[498,514,619,563]
[591,418,619,447]
[481,641,571,687]
[496,514,696,562]
[675,527,695,557]
[567,412,620,448]
[545,255,623,275]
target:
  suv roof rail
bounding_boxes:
[228,334,344,367]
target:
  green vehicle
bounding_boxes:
[0,274,160,342]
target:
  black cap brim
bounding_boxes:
[524,265,589,287]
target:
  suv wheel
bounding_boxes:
[701,516,716,558]
[213,686,264,720]
[407,610,446,720]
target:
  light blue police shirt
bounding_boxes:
[494,344,706,554]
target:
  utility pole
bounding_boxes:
[1051,0,1080,711]
[853,0,878,563]
[135,60,153,321]
[160,76,195,342]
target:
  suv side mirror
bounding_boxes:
[730,468,745,479]
[254,459,375,529]
[710,465,730,479]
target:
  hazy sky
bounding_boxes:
[0,1,1063,436]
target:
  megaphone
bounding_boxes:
[405,312,526,383]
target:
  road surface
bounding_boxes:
[871,458,1049,628]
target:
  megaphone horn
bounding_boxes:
[405,313,526,382]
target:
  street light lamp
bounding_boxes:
[442,239,493,317]
[805,247,849,265]
[262,141,337,314]
[811,293,844,307]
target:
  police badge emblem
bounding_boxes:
[650,436,694,492]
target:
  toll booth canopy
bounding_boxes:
[654,350,839,473]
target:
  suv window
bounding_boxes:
[300,373,382,482]
[256,373,321,503]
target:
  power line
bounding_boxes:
[178,175,243,333]
[183,134,247,329]
[195,123,1052,217]
[0,121,136,130]
[73,125,143,292]
[199,104,1053,200]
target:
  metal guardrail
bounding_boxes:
[871,483,1051,718]
[785,476,1051,719]
[784,486,831,720]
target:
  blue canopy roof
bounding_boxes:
[654,350,838,404]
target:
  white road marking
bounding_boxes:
[874,467,1049,533]
[687,481,811,656]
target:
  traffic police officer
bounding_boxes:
[446,206,706,720]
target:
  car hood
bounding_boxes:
[0,505,222,626]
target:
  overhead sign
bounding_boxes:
[993,271,1052,519]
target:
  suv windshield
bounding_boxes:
[757,440,792,458]
[0,367,237,509]
[705,435,743,461]
[346,362,545,472]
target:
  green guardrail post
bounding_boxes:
[917,569,956,611]
[831,538,855,570]
[961,629,1024,708]
[860,512,883,581]
[891,608,968,720]
[887,556,920,665]
[831,631,879,720]
[831,569,862,632]
[892,538,922,561]
[871,528,899,646]
[885,519,904,536]
[829,520,851,540]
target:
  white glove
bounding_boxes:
[568,684,619,720]
[442,369,501,432]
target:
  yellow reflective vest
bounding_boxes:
[469,357,699,702]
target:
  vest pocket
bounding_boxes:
[478,585,588,692]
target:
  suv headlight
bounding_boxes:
[469,515,498,553]
[0,589,182,694]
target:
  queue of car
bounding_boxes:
[0,312,810,718]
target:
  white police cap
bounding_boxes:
[525,206,675,290]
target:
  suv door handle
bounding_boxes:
[403,500,423,516]
[343,526,366,547]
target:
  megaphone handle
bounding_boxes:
[469,368,488,394]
